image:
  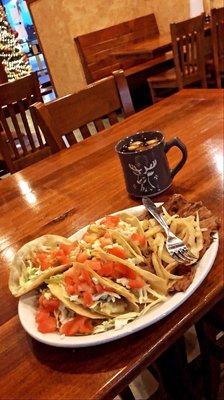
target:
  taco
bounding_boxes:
[9,234,79,297]
[36,287,103,336]
[89,247,167,303]
[80,223,144,262]
[99,213,147,255]
[48,263,139,318]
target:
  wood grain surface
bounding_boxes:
[0,89,223,400]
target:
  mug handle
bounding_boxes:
[164,137,188,178]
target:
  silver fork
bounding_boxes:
[142,196,197,264]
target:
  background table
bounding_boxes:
[112,24,211,61]
[0,89,223,400]
[112,34,172,60]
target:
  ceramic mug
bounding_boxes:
[115,131,187,197]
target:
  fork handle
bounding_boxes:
[142,196,170,236]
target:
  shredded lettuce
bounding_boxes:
[93,312,139,333]
[47,274,62,284]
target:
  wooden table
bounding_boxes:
[0,89,223,400]
[112,34,172,60]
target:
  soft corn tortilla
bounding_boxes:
[51,262,139,318]
[92,248,167,295]
[9,234,76,297]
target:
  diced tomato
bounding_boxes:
[131,233,146,248]
[77,282,93,293]
[67,284,78,295]
[129,276,145,289]
[101,215,120,228]
[60,316,93,336]
[38,316,57,333]
[90,260,103,271]
[100,261,114,277]
[40,260,50,270]
[95,284,104,293]
[36,308,49,323]
[113,263,136,279]
[39,294,60,312]
[99,237,113,247]
[35,252,51,270]
[83,291,93,306]
[37,252,47,262]
[36,308,57,333]
[79,269,93,286]
[64,274,74,286]
[107,247,126,259]
[59,243,74,255]
[76,251,88,263]
[78,317,93,334]
[56,255,69,265]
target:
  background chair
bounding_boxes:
[196,299,224,400]
[31,70,135,150]
[147,14,207,103]
[0,73,57,173]
[211,7,224,88]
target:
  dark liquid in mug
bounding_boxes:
[121,138,160,153]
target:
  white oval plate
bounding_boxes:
[18,205,219,347]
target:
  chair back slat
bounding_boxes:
[171,14,207,88]
[75,14,159,83]
[0,109,20,158]
[0,73,53,173]
[80,125,91,139]
[17,100,36,151]
[108,112,119,125]
[94,119,105,132]
[211,7,224,88]
[7,103,28,155]
[31,70,134,150]
[63,132,77,146]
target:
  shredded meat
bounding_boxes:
[140,254,155,274]
[169,266,196,293]
[140,194,220,293]
[138,210,150,221]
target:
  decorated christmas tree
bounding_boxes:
[0,5,32,81]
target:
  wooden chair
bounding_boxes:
[31,70,134,150]
[196,299,224,400]
[211,7,224,88]
[147,14,207,103]
[0,73,57,173]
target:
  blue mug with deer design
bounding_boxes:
[115,131,187,197]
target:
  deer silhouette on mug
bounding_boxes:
[129,156,158,192]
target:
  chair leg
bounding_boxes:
[195,319,221,400]
[147,79,157,104]
[155,336,197,400]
